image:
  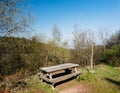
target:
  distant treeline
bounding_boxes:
[0,30,120,76]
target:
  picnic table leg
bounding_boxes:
[49,73,52,80]
[49,73,55,90]
[39,72,43,82]
[74,67,78,73]
[76,75,80,80]
[74,67,80,80]
[40,78,43,82]
[51,84,55,90]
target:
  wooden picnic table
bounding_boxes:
[38,63,81,90]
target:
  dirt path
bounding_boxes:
[56,80,92,93]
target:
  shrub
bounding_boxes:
[102,45,120,66]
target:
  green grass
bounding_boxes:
[25,75,54,93]
[79,64,120,93]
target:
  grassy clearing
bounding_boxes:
[79,64,120,93]
[16,64,120,93]
[24,75,53,93]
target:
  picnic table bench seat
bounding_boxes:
[50,71,81,83]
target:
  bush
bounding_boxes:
[0,36,70,76]
[102,45,120,66]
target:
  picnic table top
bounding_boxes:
[40,63,79,73]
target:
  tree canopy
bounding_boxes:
[0,0,32,36]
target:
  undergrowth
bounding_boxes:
[25,75,54,93]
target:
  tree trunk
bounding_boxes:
[90,42,94,73]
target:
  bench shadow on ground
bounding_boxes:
[104,77,120,88]
[52,69,76,87]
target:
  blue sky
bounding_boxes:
[29,0,120,45]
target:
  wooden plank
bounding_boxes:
[40,63,79,73]
[51,85,55,90]
[49,73,52,80]
[50,71,82,84]
[51,70,65,76]
[74,67,78,73]
[39,73,51,83]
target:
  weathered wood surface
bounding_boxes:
[50,70,65,75]
[39,71,81,84]
[40,63,79,73]
[51,71,82,84]
[39,73,51,83]
[39,63,81,90]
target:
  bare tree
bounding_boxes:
[107,30,120,47]
[98,28,109,52]
[72,26,95,72]
[72,28,90,66]
[88,32,95,73]
[52,24,61,45]
[35,32,47,43]
[51,25,62,64]
[62,40,68,48]
[0,0,32,36]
